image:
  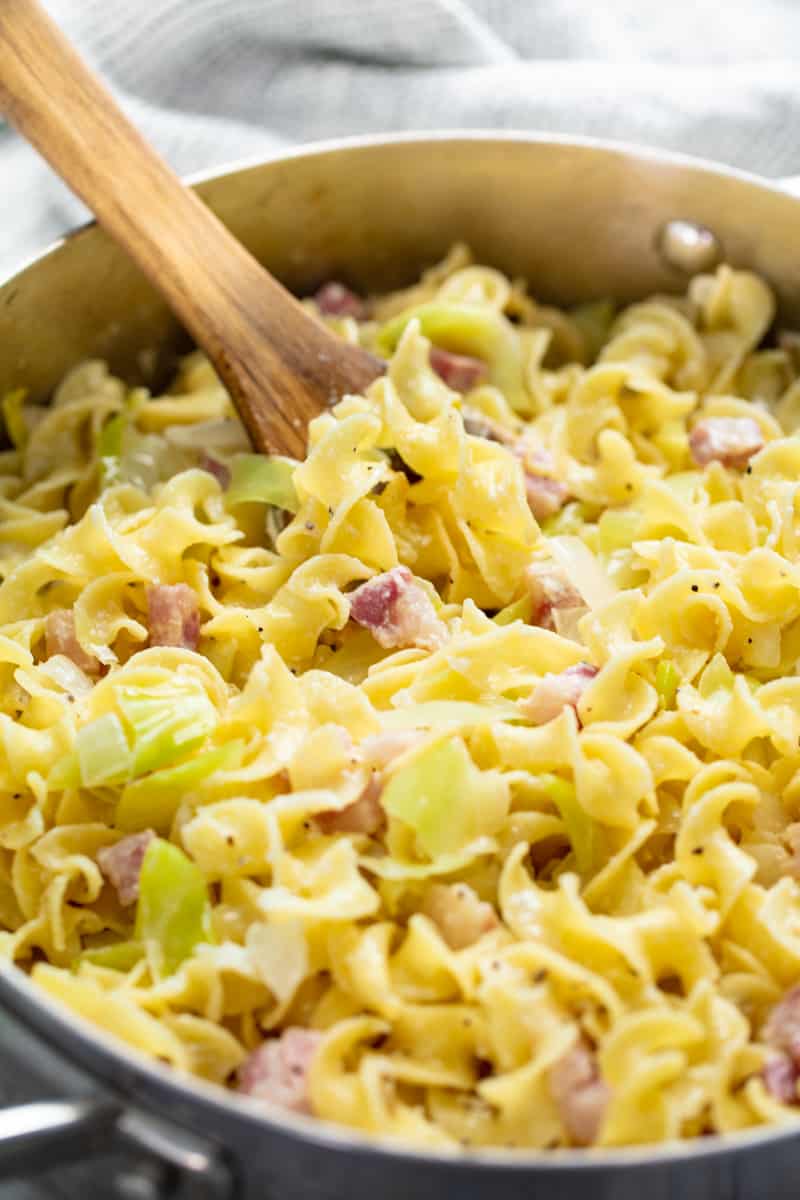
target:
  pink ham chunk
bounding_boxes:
[237,1027,322,1115]
[44,610,101,677]
[525,563,584,632]
[146,584,200,650]
[315,774,386,836]
[517,444,571,521]
[763,1056,798,1105]
[422,883,499,950]
[548,1040,610,1145]
[349,566,445,651]
[689,417,764,470]
[761,985,800,1104]
[359,729,426,769]
[462,409,515,446]
[199,453,231,489]
[313,282,365,320]
[430,347,488,392]
[97,830,155,906]
[524,472,570,522]
[523,662,599,726]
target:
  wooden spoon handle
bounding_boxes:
[0,0,382,458]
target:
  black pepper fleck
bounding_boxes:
[691,585,699,592]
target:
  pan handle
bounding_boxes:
[0,1096,234,1197]
[0,1098,120,1176]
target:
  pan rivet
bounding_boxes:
[658,220,721,273]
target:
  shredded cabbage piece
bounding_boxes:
[382,737,508,858]
[225,454,299,511]
[115,741,244,834]
[135,838,211,977]
[538,772,595,875]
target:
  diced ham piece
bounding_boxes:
[462,409,515,446]
[525,473,570,521]
[237,1027,322,1115]
[44,609,101,677]
[146,583,201,650]
[548,1040,609,1145]
[763,986,800,1066]
[97,830,155,906]
[525,563,584,632]
[359,729,426,770]
[315,773,386,836]
[761,985,800,1104]
[522,662,599,726]
[763,1056,799,1105]
[349,567,445,651]
[429,346,488,393]
[199,453,231,489]
[689,417,764,470]
[422,883,499,950]
[313,282,365,320]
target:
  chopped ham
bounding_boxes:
[146,583,200,650]
[97,830,155,906]
[349,566,445,651]
[525,472,570,521]
[760,985,800,1104]
[516,443,571,519]
[429,346,488,393]
[525,563,584,632]
[548,1040,609,1145]
[763,1056,798,1105]
[44,610,101,677]
[763,986,800,1065]
[522,662,599,726]
[689,417,764,470]
[422,883,499,950]
[462,408,515,445]
[199,453,231,489]
[316,773,386,836]
[237,1027,322,1115]
[359,729,426,769]
[313,282,365,320]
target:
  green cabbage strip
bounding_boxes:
[225,454,299,512]
[382,737,506,858]
[135,838,211,977]
[97,412,126,487]
[49,681,218,791]
[655,660,680,709]
[116,682,217,777]
[80,940,144,973]
[376,303,529,412]
[115,741,244,834]
[538,773,595,875]
[597,509,641,555]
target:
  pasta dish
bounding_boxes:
[2,246,800,1150]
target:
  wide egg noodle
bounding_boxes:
[0,254,799,1149]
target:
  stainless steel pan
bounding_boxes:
[1,133,800,1200]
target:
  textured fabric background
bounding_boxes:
[2,0,800,1194]
[4,0,800,276]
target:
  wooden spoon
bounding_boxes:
[0,0,384,459]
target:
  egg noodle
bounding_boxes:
[1,246,800,1150]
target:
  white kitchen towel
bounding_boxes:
[3,0,800,277]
